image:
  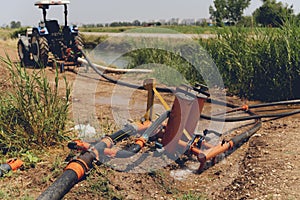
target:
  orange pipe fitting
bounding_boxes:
[64,161,86,180]
[135,137,147,148]
[204,140,234,160]
[101,136,114,148]
[7,159,23,171]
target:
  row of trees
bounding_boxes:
[82,20,157,28]
[254,0,294,27]
[8,21,22,28]
[83,0,297,28]
[209,0,251,26]
[209,0,296,27]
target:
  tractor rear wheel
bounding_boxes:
[17,39,30,67]
[31,36,49,68]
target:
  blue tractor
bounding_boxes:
[17,0,83,67]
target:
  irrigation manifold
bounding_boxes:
[37,53,300,199]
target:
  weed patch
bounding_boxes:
[0,57,71,156]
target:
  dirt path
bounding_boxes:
[0,40,299,199]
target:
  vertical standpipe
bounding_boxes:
[143,79,155,121]
[162,92,194,154]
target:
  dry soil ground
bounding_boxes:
[0,40,299,200]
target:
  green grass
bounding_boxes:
[80,34,108,49]
[80,25,218,34]
[0,28,14,40]
[161,25,216,34]
[80,25,217,34]
[0,28,27,40]
[80,26,136,33]
[124,48,198,87]
[0,57,71,156]
[177,191,208,200]
[79,25,278,35]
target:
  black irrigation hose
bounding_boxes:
[201,108,300,122]
[248,99,300,109]
[109,124,137,141]
[81,51,173,93]
[115,145,142,158]
[231,120,262,146]
[0,163,12,177]
[37,170,79,200]
[206,98,238,108]
[38,125,137,200]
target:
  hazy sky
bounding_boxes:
[1,0,300,26]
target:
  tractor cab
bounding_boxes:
[34,0,79,46]
[17,0,82,68]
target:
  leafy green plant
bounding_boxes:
[21,151,39,168]
[0,57,71,155]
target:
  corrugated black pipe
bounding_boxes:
[37,152,95,200]
[37,170,78,200]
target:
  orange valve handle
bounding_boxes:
[7,159,23,171]
[68,139,91,151]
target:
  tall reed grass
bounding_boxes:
[0,57,71,155]
[201,21,300,101]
